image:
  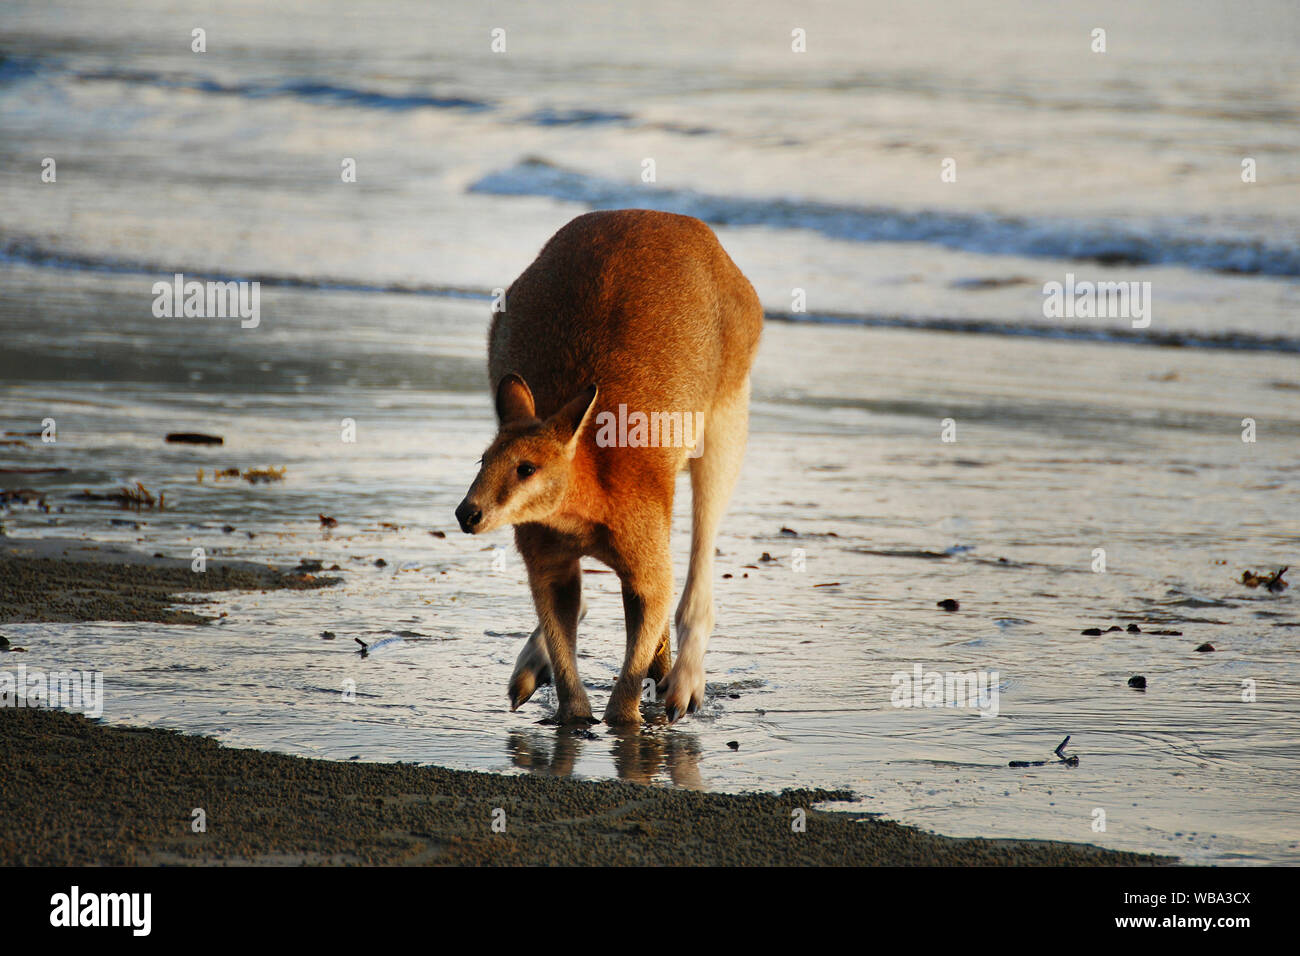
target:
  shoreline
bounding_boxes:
[0,708,1173,866]
[0,537,1174,865]
[0,540,1197,865]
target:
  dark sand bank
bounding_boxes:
[0,537,337,624]
[0,709,1172,866]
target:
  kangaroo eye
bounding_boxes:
[516,463,536,479]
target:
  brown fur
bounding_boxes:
[456,209,761,726]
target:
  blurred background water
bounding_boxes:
[1,0,1298,863]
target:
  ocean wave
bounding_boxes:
[73,69,493,112]
[471,158,1300,277]
[764,309,1300,353]
[0,235,488,300]
[0,53,491,113]
[0,52,716,132]
[3,235,1297,353]
[523,107,633,126]
[0,53,40,83]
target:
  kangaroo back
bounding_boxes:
[489,209,762,431]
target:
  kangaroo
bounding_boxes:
[455,209,762,726]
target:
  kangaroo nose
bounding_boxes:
[455,499,483,534]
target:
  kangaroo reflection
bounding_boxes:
[506,726,704,788]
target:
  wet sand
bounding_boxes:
[0,708,1170,866]
[0,537,337,624]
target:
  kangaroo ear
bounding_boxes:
[547,384,599,450]
[495,373,536,425]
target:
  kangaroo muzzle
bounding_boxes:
[455,497,483,534]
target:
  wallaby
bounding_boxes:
[455,209,762,726]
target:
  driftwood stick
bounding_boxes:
[1010,735,1079,768]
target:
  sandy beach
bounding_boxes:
[0,706,1167,866]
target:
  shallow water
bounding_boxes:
[2,0,1299,864]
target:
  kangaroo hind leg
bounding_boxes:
[662,378,749,722]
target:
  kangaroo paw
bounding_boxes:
[661,660,706,724]
[508,630,553,711]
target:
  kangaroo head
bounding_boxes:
[455,374,598,534]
